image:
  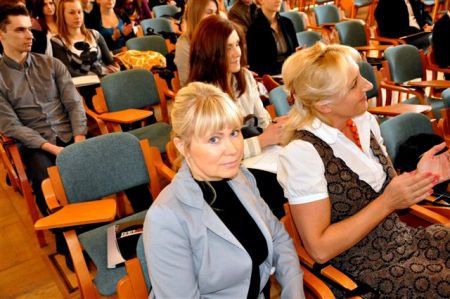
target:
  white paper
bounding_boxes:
[242,145,281,174]
[72,75,100,88]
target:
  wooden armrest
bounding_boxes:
[41,178,60,212]
[408,204,449,225]
[426,64,450,74]
[404,80,450,89]
[321,265,359,291]
[34,199,117,230]
[354,45,391,51]
[0,134,14,144]
[302,266,335,299]
[157,162,176,181]
[98,109,153,124]
[319,23,337,28]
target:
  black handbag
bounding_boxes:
[241,114,263,139]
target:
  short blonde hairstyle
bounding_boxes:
[281,42,361,144]
[171,82,243,151]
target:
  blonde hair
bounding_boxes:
[183,0,219,39]
[56,0,93,46]
[281,42,361,144]
[171,82,243,153]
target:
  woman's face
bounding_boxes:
[180,127,244,181]
[43,0,56,16]
[64,1,84,29]
[227,30,241,74]
[325,61,373,120]
[99,0,116,9]
[202,1,218,19]
[259,0,282,13]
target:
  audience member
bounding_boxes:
[278,42,450,297]
[375,0,432,50]
[81,0,101,29]
[227,0,257,35]
[174,0,219,87]
[115,0,152,24]
[94,0,136,52]
[432,12,450,80]
[189,15,288,217]
[33,0,58,55]
[246,0,298,76]
[144,81,305,299]
[0,2,87,217]
[52,0,119,108]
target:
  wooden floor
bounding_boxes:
[0,165,70,298]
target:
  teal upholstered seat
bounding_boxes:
[54,133,154,296]
[280,10,306,33]
[296,31,322,48]
[269,86,291,117]
[335,20,368,47]
[357,61,379,101]
[313,4,340,25]
[152,4,179,18]
[126,35,169,56]
[100,69,171,153]
[384,45,450,118]
[380,113,434,163]
[141,18,174,35]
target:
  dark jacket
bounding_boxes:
[375,0,432,38]
[432,13,450,68]
[246,10,298,76]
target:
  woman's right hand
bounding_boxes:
[381,171,438,211]
[257,117,287,148]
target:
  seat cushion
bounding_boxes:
[79,210,148,296]
[130,122,172,153]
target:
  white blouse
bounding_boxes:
[277,112,389,205]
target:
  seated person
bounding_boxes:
[189,15,287,217]
[278,42,450,297]
[432,12,450,80]
[80,0,101,29]
[94,0,136,52]
[33,0,58,55]
[143,81,304,298]
[115,0,152,25]
[246,0,298,76]
[0,2,87,218]
[228,0,257,35]
[174,0,219,87]
[375,0,433,50]
[52,0,119,109]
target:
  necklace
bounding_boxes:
[346,119,362,151]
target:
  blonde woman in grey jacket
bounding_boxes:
[143,82,304,299]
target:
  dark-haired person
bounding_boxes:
[115,0,152,24]
[246,0,298,76]
[0,2,86,221]
[375,0,433,50]
[227,0,257,35]
[33,0,57,55]
[432,12,450,80]
[174,0,219,87]
[189,15,288,217]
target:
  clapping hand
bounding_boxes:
[122,22,134,37]
[417,142,450,183]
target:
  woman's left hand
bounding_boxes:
[417,142,450,183]
[105,63,120,74]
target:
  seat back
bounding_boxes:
[126,35,169,56]
[313,4,340,25]
[357,61,379,101]
[136,235,151,290]
[269,86,291,116]
[384,44,423,83]
[56,133,150,204]
[101,69,161,112]
[380,112,434,163]
[354,0,373,6]
[335,20,368,47]
[280,10,306,33]
[152,4,179,18]
[141,18,174,34]
[296,31,322,48]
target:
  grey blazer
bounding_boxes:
[143,162,304,299]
